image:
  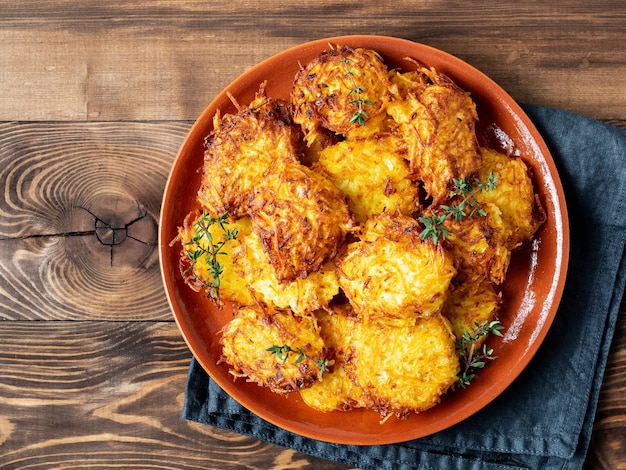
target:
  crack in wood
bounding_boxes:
[0,231,96,241]
[79,204,157,267]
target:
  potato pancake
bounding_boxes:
[443,281,501,346]
[299,307,368,412]
[291,45,392,146]
[219,306,328,394]
[474,147,546,249]
[247,163,355,283]
[197,87,302,218]
[387,66,481,204]
[349,313,459,418]
[316,308,459,419]
[231,227,340,315]
[175,211,255,305]
[442,202,512,287]
[177,210,340,314]
[301,306,459,418]
[336,212,456,322]
[314,134,419,223]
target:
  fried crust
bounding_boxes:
[308,307,459,419]
[176,210,340,314]
[231,226,340,315]
[219,306,328,394]
[299,307,368,412]
[348,313,459,418]
[443,281,502,347]
[175,210,256,306]
[291,45,392,146]
[198,86,302,218]
[474,147,546,249]
[336,212,456,323]
[387,66,482,204]
[441,202,512,288]
[314,134,419,223]
[248,163,355,283]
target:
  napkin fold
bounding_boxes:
[182,104,626,470]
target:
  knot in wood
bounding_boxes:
[91,205,154,248]
[95,219,128,246]
[80,196,158,267]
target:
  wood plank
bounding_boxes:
[0,1,624,121]
[585,298,626,470]
[0,321,353,469]
[0,121,189,320]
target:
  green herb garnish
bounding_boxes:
[456,320,504,388]
[419,172,498,244]
[183,211,238,301]
[343,59,373,126]
[266,344,331,379]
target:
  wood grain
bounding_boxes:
[585,297,626,470]
[0,321,354,469]
[0,121,188,321]
[0,0,624,121]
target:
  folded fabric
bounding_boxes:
[182,104,626,470]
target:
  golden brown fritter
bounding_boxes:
[247,163,355,283]
[176,211,340,314]
[175,210,256,306]
[291,45,392,146]
[336,212,456,323]
[231,225,340,315]
[314,134,419,223]
[197,86,302,218]
[312,307,459,419]
[219,306,328,394]
[348,313,459,419]
[474,147,546,249]
[299,308,368,412]
[301,306,459,419]
[442,202,512,288]
[443,281,501,346]
[387,66,482,204]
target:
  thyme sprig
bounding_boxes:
[266,344,331,379]
[419,172,498,244]
[183,211,238,301]
[457,320,504,388]
[343,58,373,126]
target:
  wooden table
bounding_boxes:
[1,2,624,468]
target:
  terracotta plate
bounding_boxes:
[159,35,569,445]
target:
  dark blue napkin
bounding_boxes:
[182,105,626,470]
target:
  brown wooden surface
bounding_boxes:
[0,1,624,468]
